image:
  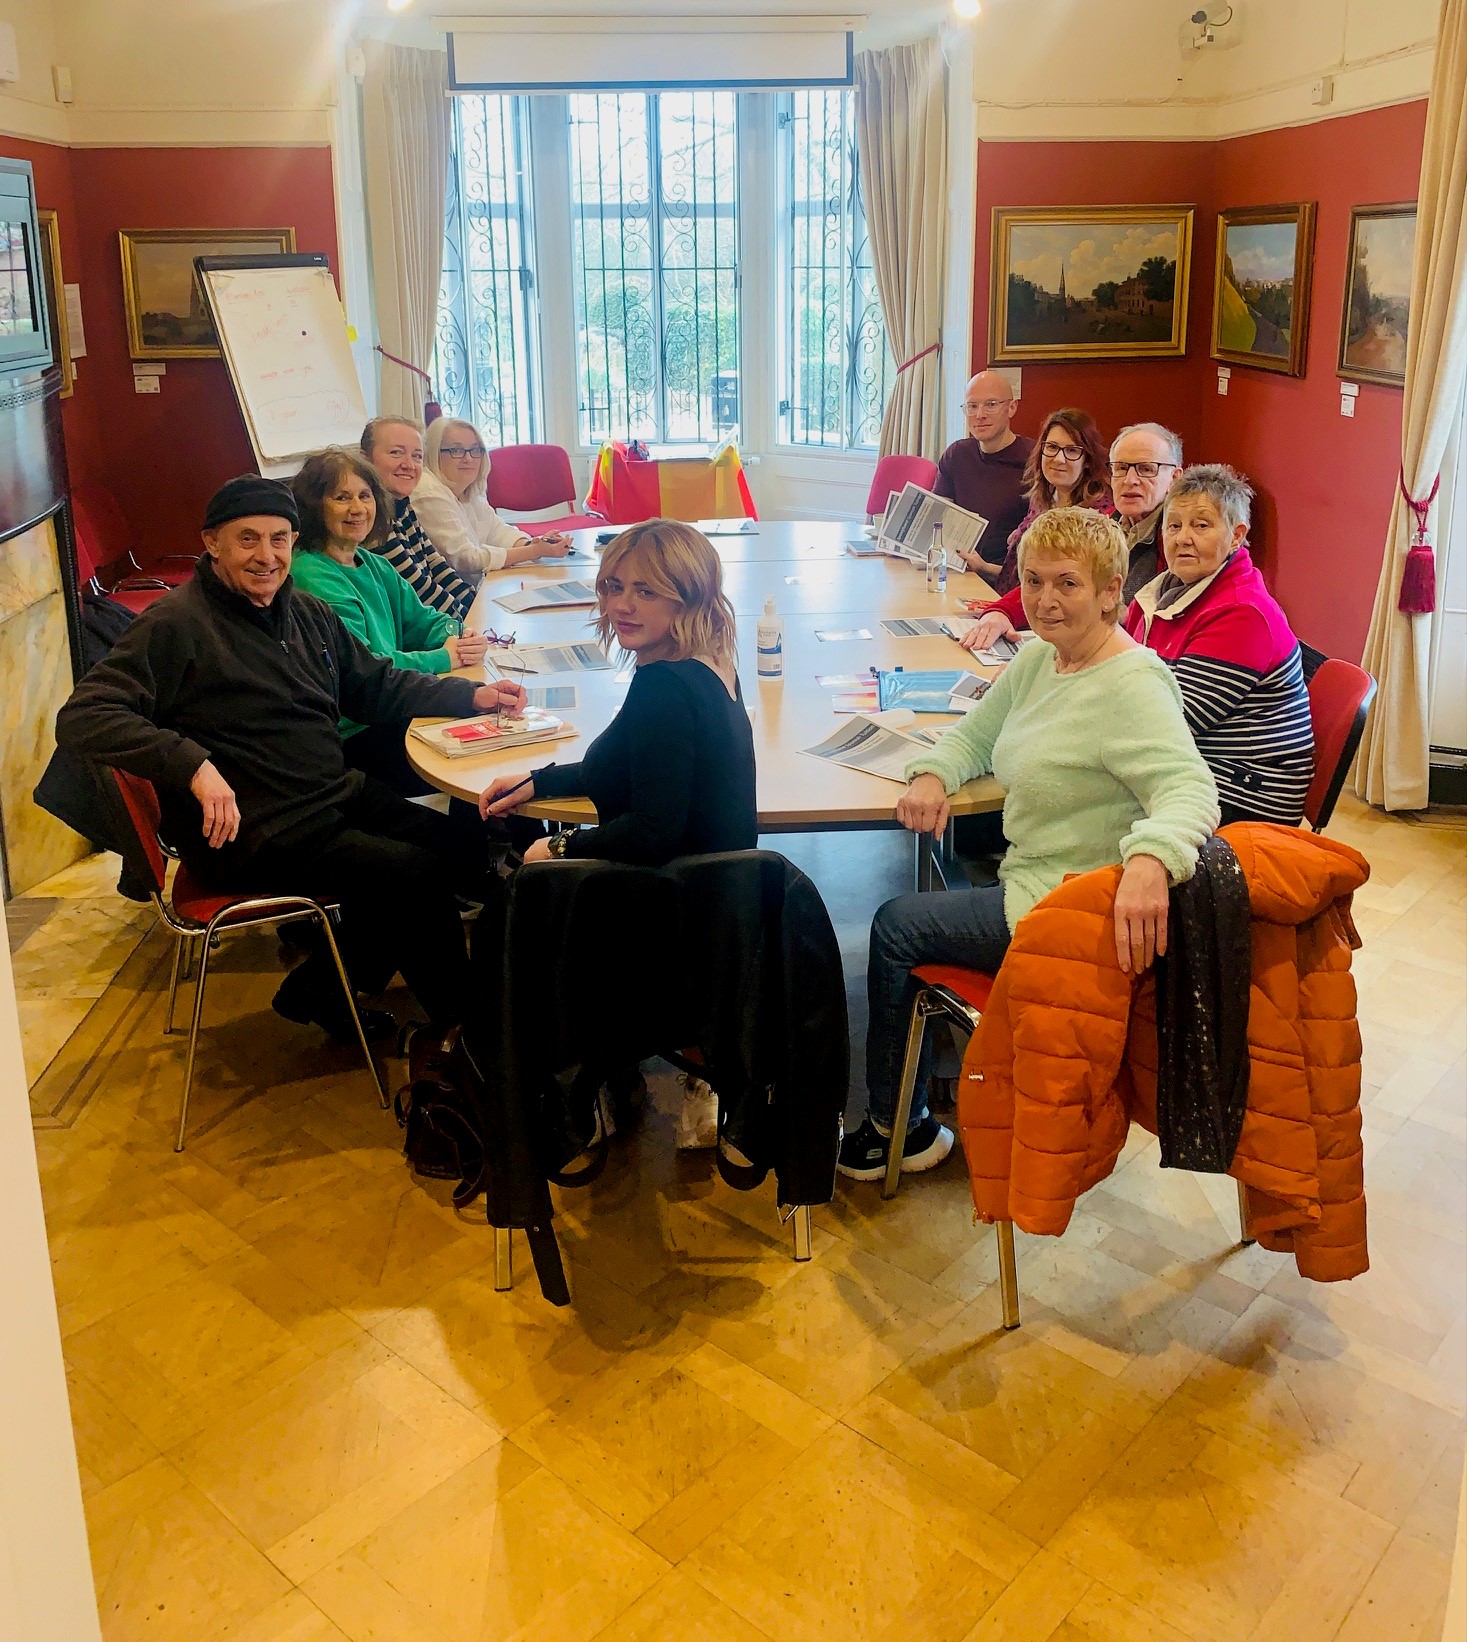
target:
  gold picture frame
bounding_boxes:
[989,205,1194,363]
[35,208,72,399]
[1338,202,1415,389]
[119,226,297,359]
[1211,202,1316,377]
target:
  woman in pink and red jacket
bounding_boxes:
[1125,464,1313,825]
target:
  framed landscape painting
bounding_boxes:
[1211,203,1316,377]
[990,206,1194,363]
[119,227,296,359]
[1338,203,1416,387]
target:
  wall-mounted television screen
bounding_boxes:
[0,159,54,377]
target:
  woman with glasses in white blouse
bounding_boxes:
[414,417,575,580]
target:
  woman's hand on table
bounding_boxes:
[1114,853,1169,974]
[478,772,535,819]
[534,531,573,558]
[449,628,490,667]
[470,678,527,716]
[896,773,950,837]
[959,610,1017,653]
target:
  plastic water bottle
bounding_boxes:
[926,519,947,594]
[757,596,784,679]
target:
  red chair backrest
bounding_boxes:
[865,454,939,519]
[1304,657,1376,831]
[485,444,577,514]
[104,767,170,898]
[73,482,136,565]
[69,496,104,588]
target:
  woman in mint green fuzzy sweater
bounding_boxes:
[290,448,496,798]
[838,507,1219,1186]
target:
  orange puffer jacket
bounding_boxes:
[958,823,1370,1282]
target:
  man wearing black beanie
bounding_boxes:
[57,474,526,1040]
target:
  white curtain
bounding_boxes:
[361,41,449,421]
[1355,0,1467,809]
[855,40,948,462]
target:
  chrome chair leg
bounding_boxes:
[996,1220,1020,1329]
[883,991,932,1199]
[164,933,187,1035]
[177,923,218,1151]
[315,909,387,1108]
[1236,1178,1253,1246]
[494,1227,512,1291]
[790,1205,812,1261]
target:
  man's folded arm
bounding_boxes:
[332,615,479,725]
[54,621,210,790]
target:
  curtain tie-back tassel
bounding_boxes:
[374,345,441,424]
[895,338,941,374]
[1397,469,1440,615]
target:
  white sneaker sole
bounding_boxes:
[837,1124,954,1182]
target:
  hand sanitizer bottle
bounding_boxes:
[926,518,947,593]
[757,596,784,679]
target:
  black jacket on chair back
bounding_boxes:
[473,849,848,1301]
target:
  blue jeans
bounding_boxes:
[865,884,1012,1129]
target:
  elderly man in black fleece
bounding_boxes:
[56,475,525,1040]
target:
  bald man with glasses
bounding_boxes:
[934,369,1034,574]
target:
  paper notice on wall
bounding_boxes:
[63,283,86,357]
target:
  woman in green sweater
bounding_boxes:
[290,448,501,796]
[839,507,1219,1183]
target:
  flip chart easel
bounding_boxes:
[194,254,368,479]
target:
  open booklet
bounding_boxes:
[489,641,614,676]
[800,713,937,784]
[408,707,577,758]
[492,580,599,613]
[876,483,989,562]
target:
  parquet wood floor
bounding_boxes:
[20,797,1466,1641]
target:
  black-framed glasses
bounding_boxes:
[1110,460,1179,480]
[441,444,486,461]
[1041,441,1084,462]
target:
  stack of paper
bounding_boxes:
[493,580,599,613]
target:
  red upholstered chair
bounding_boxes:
[1299,643,1376,831]
[485,443,604,536]
[71,500,170,614]
[72,483,193,593]
[865,454,939,520]
[100,766,386,1150]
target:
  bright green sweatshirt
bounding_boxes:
[289,547,457,735]
[906,639,1219,930]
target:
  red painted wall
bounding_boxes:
[0,137,338,566]
[971,101,1427,659]
[1202,102,1428,660]
[973,138,1218,459]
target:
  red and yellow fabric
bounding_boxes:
[585,441,759,526]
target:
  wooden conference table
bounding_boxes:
[407,520,1006,883]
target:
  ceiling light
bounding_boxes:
[953,0,982,18]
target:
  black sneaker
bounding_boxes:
[836,1114,954,1182]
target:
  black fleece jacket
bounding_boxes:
[55,556,478,857]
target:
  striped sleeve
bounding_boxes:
[1171,651,1262,735]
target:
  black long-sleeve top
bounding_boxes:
[55,556,479,858]
[532,658,757,866]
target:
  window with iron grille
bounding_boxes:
[568,90,740,446]
[778,88,893,451]
[434,94,540,445]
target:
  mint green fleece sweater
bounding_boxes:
[906,639,1219,930]
[289,548,457,735]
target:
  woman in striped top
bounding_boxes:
[361,417,475,621]
[1125,464,1312,825]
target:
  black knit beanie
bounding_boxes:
[202,475,300,531]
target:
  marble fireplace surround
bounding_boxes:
[0,514,89,897]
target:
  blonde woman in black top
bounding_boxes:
[480,518,757,1146]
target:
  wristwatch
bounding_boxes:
[546,828,578,858]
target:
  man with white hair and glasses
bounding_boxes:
[934,369,1035,572]
[961,419,1184,651]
